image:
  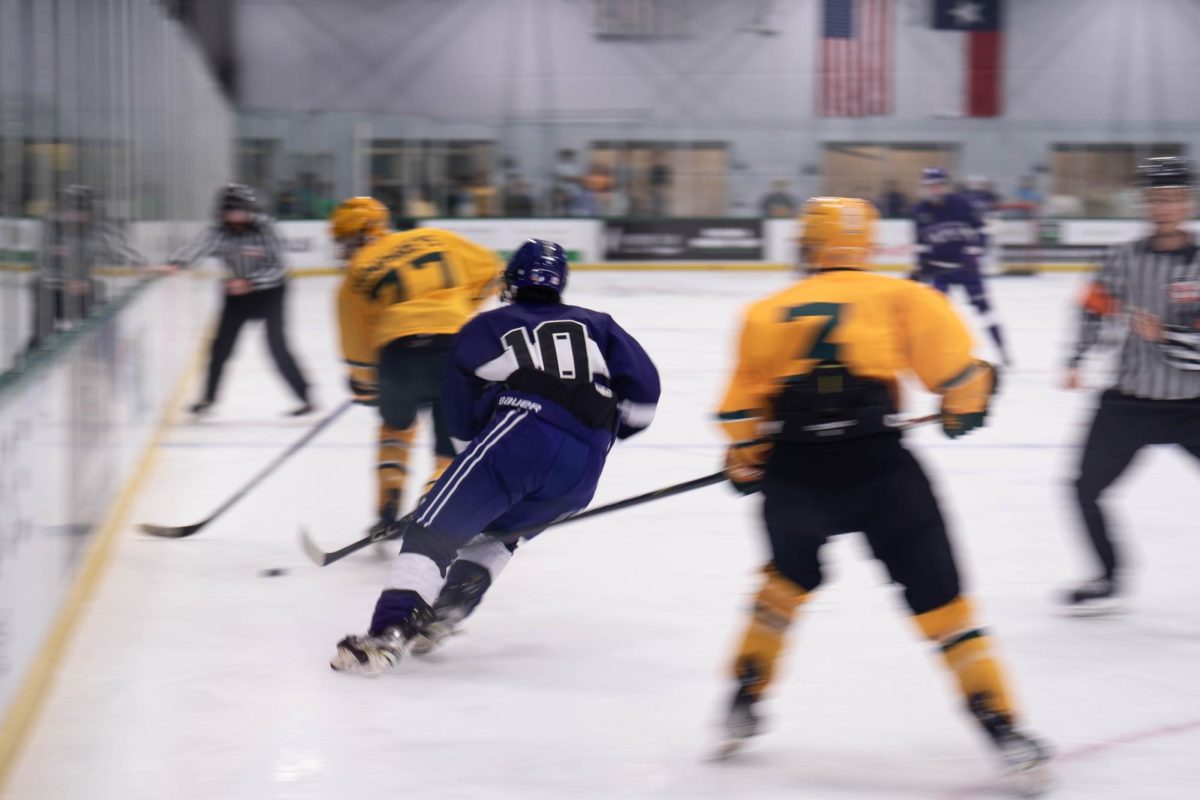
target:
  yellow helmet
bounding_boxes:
[330,196,390,244]
[797,196,877,270]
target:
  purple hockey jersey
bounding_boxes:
[912,194,986,269]
[441,300,661,452]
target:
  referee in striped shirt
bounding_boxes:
[1063,156,1200,613]
[168,184,312,416]
[28,184,147,350]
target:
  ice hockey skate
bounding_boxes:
[409,560,493,656]
[711,668,763,761]
[1061,576,1121,617]
[408,607,466,657]
[972,695,1052,796]
[330,628,408,676]
[993,728,1052,797]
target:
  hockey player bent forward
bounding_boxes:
[332,240,660,674]
[717,197,1049,783]
[332,197,501,538]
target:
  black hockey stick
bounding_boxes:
[298,412,944,566]
[300,471,727,567]
[141,400,354,538]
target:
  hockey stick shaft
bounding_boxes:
[491,471,725,545]
[300,470,726,566]
[142,399,354,538]
[299,412,943,565]
[493,413,942,544]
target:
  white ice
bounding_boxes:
[5,272,1199,800]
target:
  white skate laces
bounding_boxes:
[330,628,407,676]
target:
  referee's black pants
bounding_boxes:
[763,434,961,616]
[203,284,309,404]
[1073,389,1200,579]
[27,278,102,350]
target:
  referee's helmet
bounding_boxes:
[1139,156,1193,190]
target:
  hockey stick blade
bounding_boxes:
[140,521,207,539]
[299,524,389,567]
[138,400,354,540]
[300,527,338,566]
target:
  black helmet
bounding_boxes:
[216,183,258,216]
[62,183,96,213]
[1138,156,1193,190]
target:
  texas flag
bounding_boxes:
[933,0,1004,117]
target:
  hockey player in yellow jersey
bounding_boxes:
[332,197,501,541]
[715,197,1049,790]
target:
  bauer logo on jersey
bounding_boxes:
[241,245,267,258]
[498,395,543,413]
[1168,281,1200,304]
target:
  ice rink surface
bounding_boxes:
[5,271,1199,800]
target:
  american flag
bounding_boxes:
[819,0,894,117]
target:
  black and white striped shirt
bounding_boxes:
[168,215,288,290]
[1071,237,1200,399]
[36,218,147,287]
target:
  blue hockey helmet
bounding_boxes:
[503,239,568,301]
[920,167,949,185]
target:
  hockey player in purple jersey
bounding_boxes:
[913,168,1011,366]
[331,239,661,675]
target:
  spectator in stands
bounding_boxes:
[466,172,497,217]
[1045,192,1085,218]
[406,185,438,219]
[374,185,407,223]
[963,175,1002,217]
[297,172,337,220]
[502,177,535,217]
[1014,175,1043,213]
[553,149,583,215]
[446,178,476,217]
[276,181,299,219]
[607,183,632,217]
[878,179,909,218]
[760,179,798,218]
[648,149,672,217]
[583,162,614,216]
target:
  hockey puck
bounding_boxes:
[259,568,289,578]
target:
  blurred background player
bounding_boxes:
[331,196,501,542]
[28,184,146,351]
[1062,156,1200,614]
[913,167,1011,366]
[331,240,660,674]
[167,183,312,416]
[716,197,1048,787]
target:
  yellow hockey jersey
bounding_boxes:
[717,268,976,446]
[338,228,501,367]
